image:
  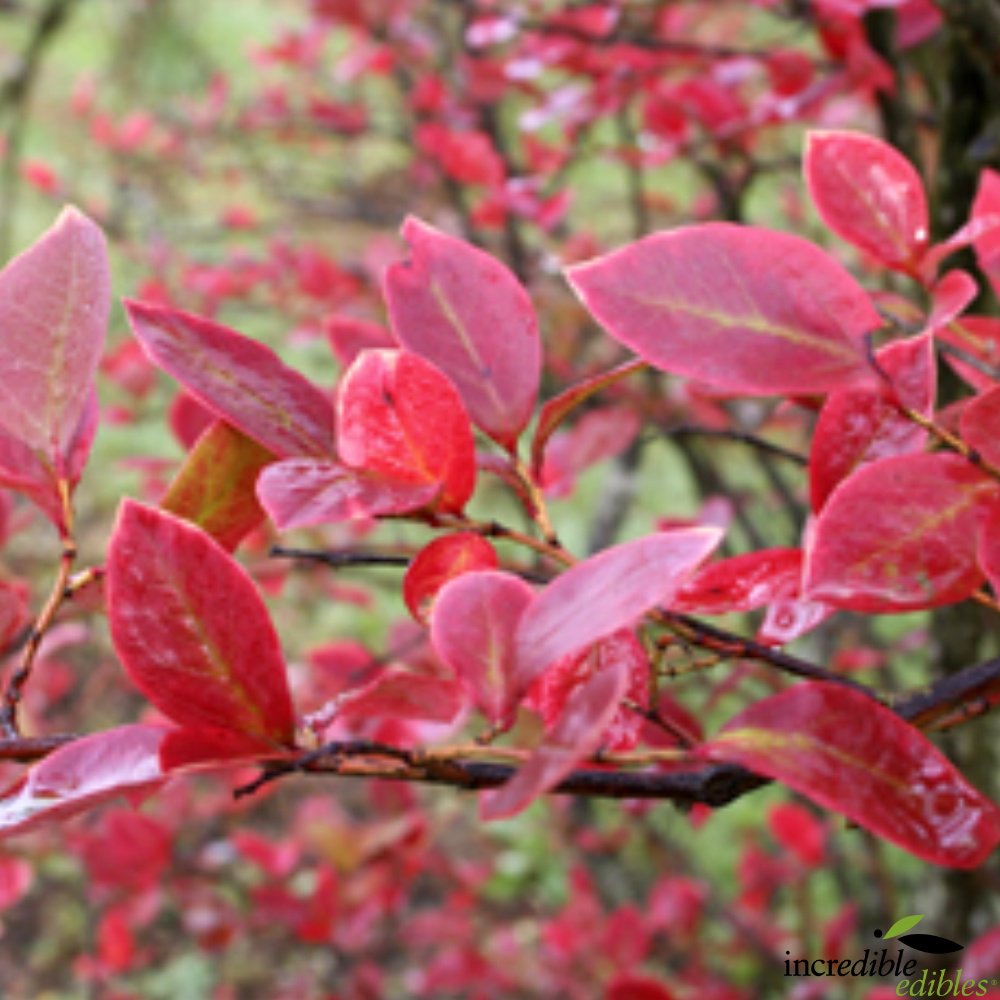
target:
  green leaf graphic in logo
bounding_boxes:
[878,915,924,940]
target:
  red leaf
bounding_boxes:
[403,533,498,624]
[160,420,276,551]
[430,570,535,727]
[809,332,935,511]
[805,453,996,611]
[960,384,1000,468]
[530,358,646,475]
[674,548,803,614]
[527,629,649,751]
[257,458,439,530]
[337,349,476,513]
[566,223,879,395]
[804,130,929,270]
[480,650,631,820]
[0,207,108,473]
[972,168,1000,292]
[938,316,1000,392]
[515,528,722,690]
[976,500,1000,597]
[125,301,334,458]
[160,725,295,773]
[700,682,1000,868]
[107,500,296,745]
[333,667,464,726]
[0,726,166,837]
[768,802,826,867]
[384,217,541,450]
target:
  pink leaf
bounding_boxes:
[515,528,722,691]
[976,498,1000,596]
[430,570,536,727]
[0,207,108,472]
[960,384,1000,468]
[700,682,1000,868]
[926,270,978,330]
[804,453,997,611]
[938,316,1000,392]
[480,651,631,820]
[403,533,499,624]
[257,458,439,530]
[384,217,541,450]
[337,349,476,513]
[971,168,1000,291]
[526,629,649,751]
[530,358,646,475]
[804,130,929,270]
[333,667,465,726]
[106,500,296,746]
[0,388,97,529]
[674,548,803,614]
[566,223,879,395]
[809,332,935,511]
[125,301,334,458]
[0,726,166,838]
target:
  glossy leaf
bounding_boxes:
[810,332,935,511]
[804,130,929,269]
[526,629,649,751]
[674,548,803,614]
[480,650,630,820]
[125,300,334,458]
[566,223,879,395]
[960,384,1000,468]
[384,216,541,450]
[0,207,109,464]
[106,500,296,746]
[515,528,722,691]
[700,682,1000,868]
[336,349,475,513]
[160,420,276,551]
[0,726,166,838]
[430,570,536,727]
[257,458,439,530]
[403,533,499,624]
[531,358,646,475]
[804,453,996,611]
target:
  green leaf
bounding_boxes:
[883,914,924,940]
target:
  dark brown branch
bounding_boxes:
[659,423,808,466]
